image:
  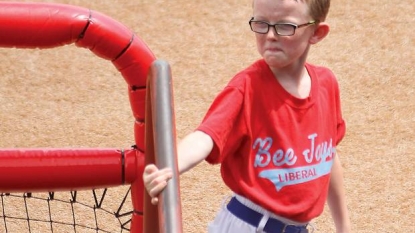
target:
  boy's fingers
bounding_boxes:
[143,167,173,186]
[143,165,172,180]
[151,197,159,205]
[148,178,170,197]
[148,172,173,197]
[143,164,158,176]
[142,164,173,198]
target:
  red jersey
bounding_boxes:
[197,59,346,222]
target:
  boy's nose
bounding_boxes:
[266,27,279,38]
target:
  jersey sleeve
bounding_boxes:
[334,78,346,145]
[308,63,346,145]
[196,85,245,164]
[324,67,346,145]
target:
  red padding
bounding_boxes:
[0,2,88,48]
[0,148,136,192]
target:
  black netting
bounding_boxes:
[0,186,134,233]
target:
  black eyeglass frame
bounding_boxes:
[249,17,317,36]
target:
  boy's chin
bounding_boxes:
[263,56,287,69]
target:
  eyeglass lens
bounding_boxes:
[250,21,295,36]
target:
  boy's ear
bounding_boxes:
[309,22,330,44]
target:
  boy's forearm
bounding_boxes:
[328,155,351,233]
[177,130,213,174]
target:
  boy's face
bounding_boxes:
[252,0,316,69]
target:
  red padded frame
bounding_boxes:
[0,2,157,232]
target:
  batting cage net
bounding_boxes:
[0,2,182,233]
[0,188,132,233]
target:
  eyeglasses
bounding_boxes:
[249,17,316,36]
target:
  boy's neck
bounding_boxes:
[270,64,311,99]
[268,47,311,99]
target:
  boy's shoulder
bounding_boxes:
[306,62,337,81]
[232,59,267,80]
[225,59,268,88]
[305,62,334,75]
[306,62,341,92]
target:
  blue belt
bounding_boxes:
[226,197,308,233]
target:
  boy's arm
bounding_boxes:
[327,155,352,233]
[143,130,213,204]
[177,130,214,174]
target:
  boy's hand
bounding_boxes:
[143,164,173,205]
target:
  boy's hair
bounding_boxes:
[305,0,330,22]
[252,0,331,22]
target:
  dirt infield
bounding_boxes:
[0,0,414,232]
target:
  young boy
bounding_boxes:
[143,0,351,232]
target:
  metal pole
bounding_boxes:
[149,59,183,233]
